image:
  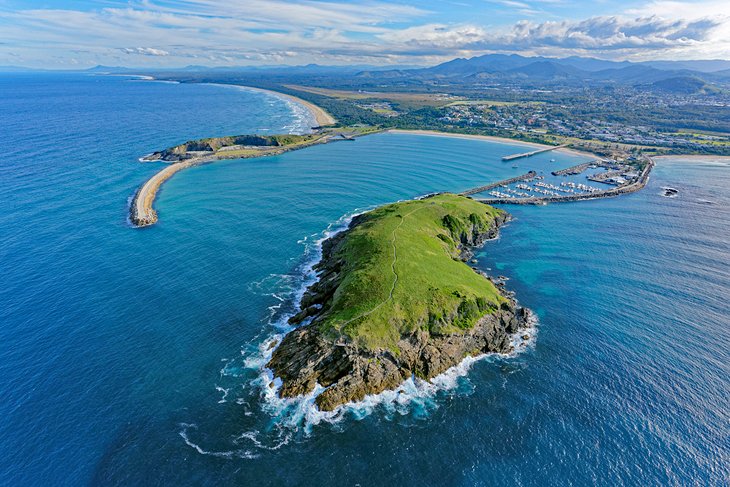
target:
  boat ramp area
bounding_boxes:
[501,143,570,161]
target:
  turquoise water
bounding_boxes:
[1,74,728,485]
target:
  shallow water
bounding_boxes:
[1,74,727,486]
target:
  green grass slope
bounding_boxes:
[319,193,507,351]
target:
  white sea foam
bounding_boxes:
[201,83,316,135]
[179,423,259,459]
[137,154,155,162]
[215,386,230,404]
[248,311,538,435]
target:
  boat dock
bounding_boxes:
[502,144,569,161]
[460,171,537,196]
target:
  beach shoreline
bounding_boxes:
[386,129,596,159]
[133,75,336,129]
[222,84,336,128]
[257,87,336,127]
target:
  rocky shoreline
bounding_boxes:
[267,205,531,411]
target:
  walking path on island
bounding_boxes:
[337,206,425,329]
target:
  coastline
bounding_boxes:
[133,75,336,129]
[387,129,596,159]
[224,84,335,127]
[131,159,195,226]
[128,82,337,227]
[130,137,328,227]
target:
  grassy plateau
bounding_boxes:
[318,193,508,351]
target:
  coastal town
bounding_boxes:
[437,92,730,152]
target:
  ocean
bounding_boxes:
[0,74,727,486]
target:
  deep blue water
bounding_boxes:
[1,74,728,486]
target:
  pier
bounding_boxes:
[460,171,537,196]
[502,144,569,161]
[587,170,625,184]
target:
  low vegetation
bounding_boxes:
[316,193,507,351]
[163,133,319,157]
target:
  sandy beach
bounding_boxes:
[139,76,337,128]
[387,129,596,159]
[238,86,336,127]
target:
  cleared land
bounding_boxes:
[283,84,462,108]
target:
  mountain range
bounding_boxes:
[357,54,730,92]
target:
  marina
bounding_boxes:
[461,155,654,205]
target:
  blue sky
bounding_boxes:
[0,0,728,68]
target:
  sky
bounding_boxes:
[0,0,728,68]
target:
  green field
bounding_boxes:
[318,193,507,351]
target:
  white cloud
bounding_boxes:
[0,0,727,67]
[380,24,489,49]
[121,47,169,56]
[377,14,727,58]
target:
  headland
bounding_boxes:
[267,193,531,411]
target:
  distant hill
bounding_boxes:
[557,56,632,72]
[711,68,730,79]
[643,60,730,73]
[650,76,720,94]
[505,60,586,79]
[591,64,678,83]
[85,65,137,73]
[422,54,536,77]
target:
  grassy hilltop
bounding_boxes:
[270,193,528,409]
[314,193,508,351]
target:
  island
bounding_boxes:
[266,193,531,411]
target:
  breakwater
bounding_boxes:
[502,144,569,161]
[130,158,204,227]
[476,158,654,205]
[460,171,537,196]
[130,130,380,227]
